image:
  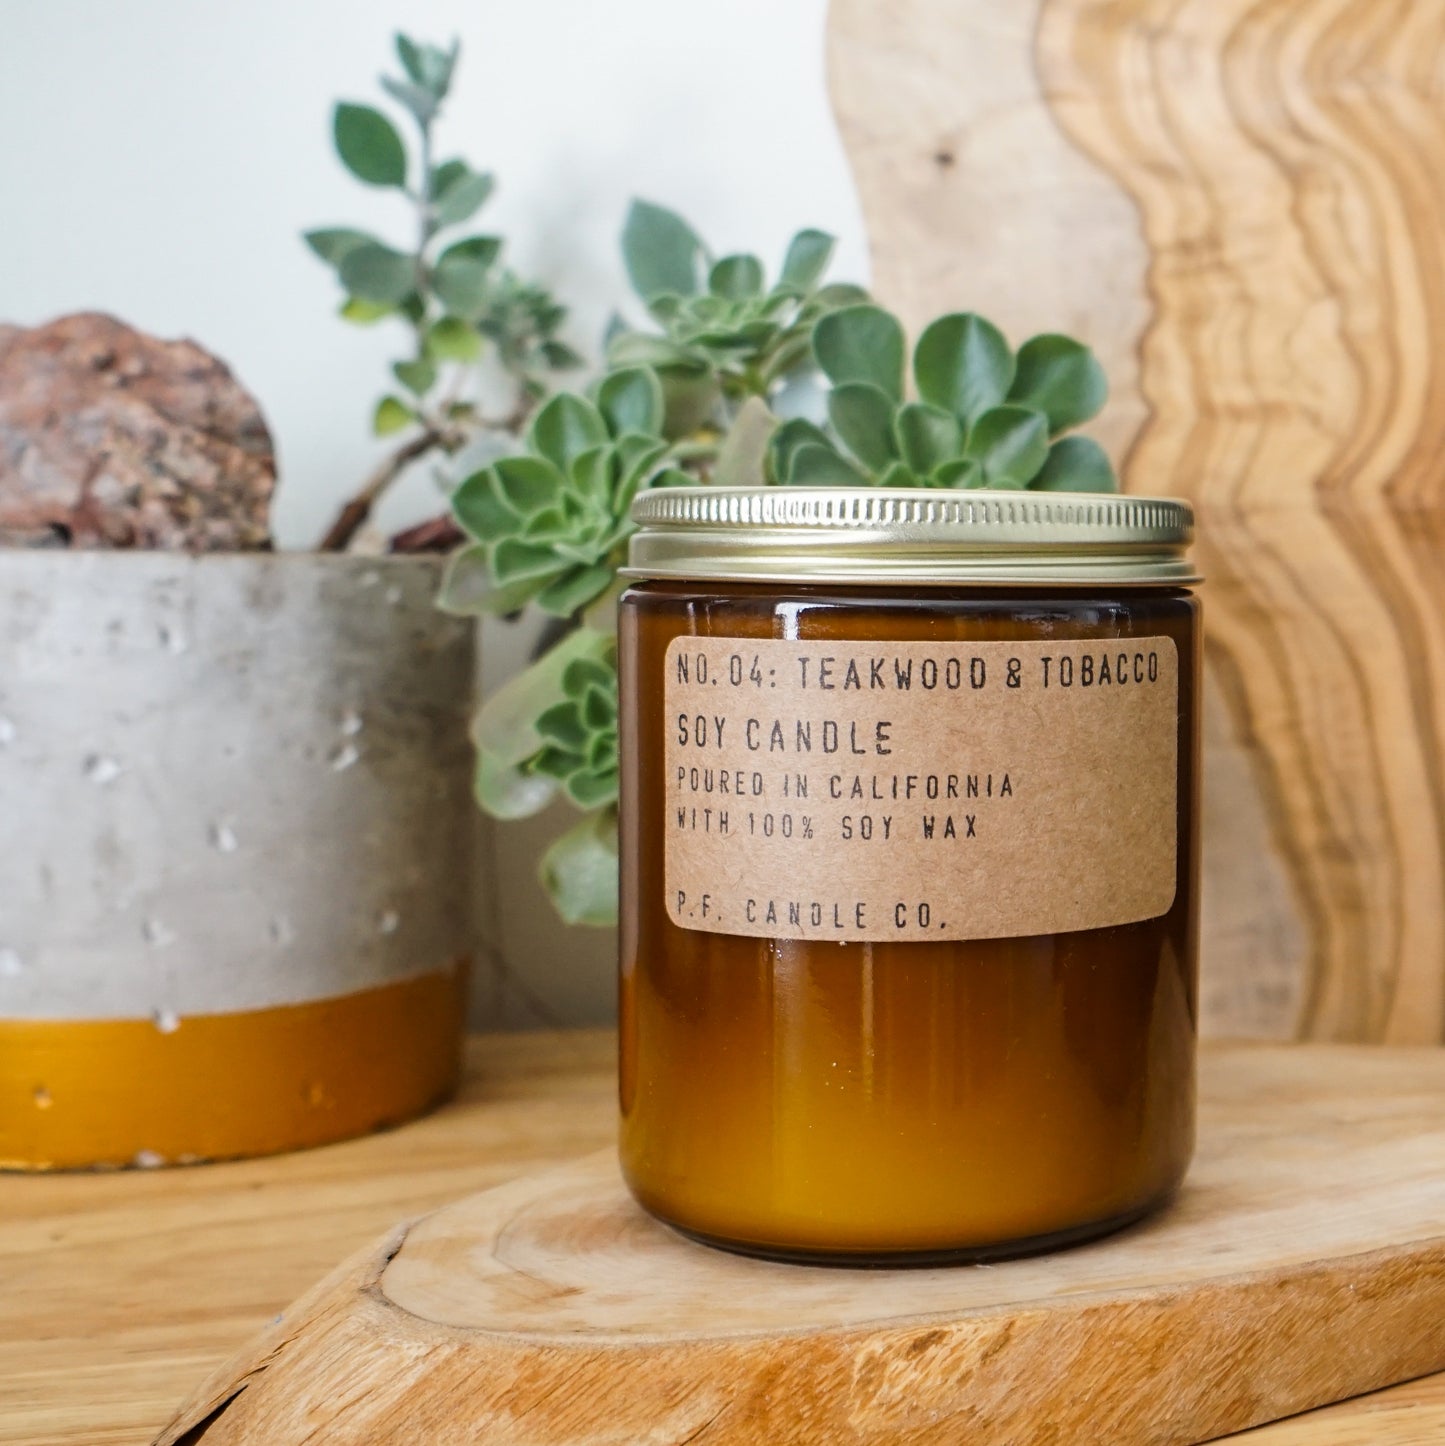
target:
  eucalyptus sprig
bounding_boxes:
[305,33,581,548]
[769,305,1117,492]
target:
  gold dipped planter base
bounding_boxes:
[0,964,467,1170]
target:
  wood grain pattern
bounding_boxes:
[828,0,1445,1041]
[0,1031,1439,1444]
[1230,1374,1445,1446]
[0,1031,614,1446]
[154,1046,1445,1446]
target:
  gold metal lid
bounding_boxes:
[625,487,1198,586]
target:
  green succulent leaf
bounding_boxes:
[396,35,428,86]
[564,658,614,696]
[380,75,438,125]
[426,316,482,361]
[769,417,831,483]
[645,294,685,326]
[439,234,501,269]
[304,228,380,266]
[964,405,1051,488]
[373,395,415,436]
[568,445,615,504]
[535,565,616,618]
[430,157,467,196]
[581,688,614,731]
[914,313,1015,427]
[807,283,871,312]
[828,383,898,471]
[932,457,984,489]
[451,469,522,541]
[535,699,590,751]
[894,402,964,475]
[473,749,557,820]
[333,103,407,188]
[758,330,814,384]
[1008,335,1109,434]
[432,254,491,317]
[597,367,664,439]
[779,229,836,292]
[690,324,763,352]
[396,34,458,98]
[615,433,670,489]
[539,809,619,926]
[708,255,765,300]
[813,304,905,402]
[646,466,697,491]
[474,629,613,763]
[622,200,708,301]
[530,393,609,470]
[490,538,565,586]
[542,340,585,370]
[787,442,871,487]
[434,167,494,226]
[437,544,536,615]
[656,369,719,439]
[879,460,926,488]
[617,457,667,514]
[1032,435,1119,493]
[493,455,564,516]
[530,747,577,781]
[607,332,710,426]
[606,332,700,370]
[339,242,416,305]
[714,396,777,489]
[566,769,619,810]
[392,358,436,396]
[339,297,394,325]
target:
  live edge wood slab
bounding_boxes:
[828,0,1445,1044]
[131,1038,1445,1446]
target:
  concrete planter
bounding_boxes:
[0,551,476,1168]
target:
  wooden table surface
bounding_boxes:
[1,1030,1440,1445]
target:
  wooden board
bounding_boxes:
[153,1045,1445,1445]
[0,1031,1438,1444]
[827,0,1445,1043]
[0,1031,615,1446]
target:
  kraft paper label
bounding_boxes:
[663,636,1178,942]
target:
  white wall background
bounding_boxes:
[0,0,868,547]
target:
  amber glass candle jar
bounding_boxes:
[617,487,1200,1262]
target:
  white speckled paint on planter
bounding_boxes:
[0,551,476,1023]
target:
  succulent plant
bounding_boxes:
[608,200,867,442]
[440,367,686,617]
[469,627,620,926]
[531,655,619,810]
[423,190,1120,925]
[768,305,1117,493]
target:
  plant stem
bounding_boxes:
[319,112,454,555]
[318,425,450,552]
[415,116,434,311]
